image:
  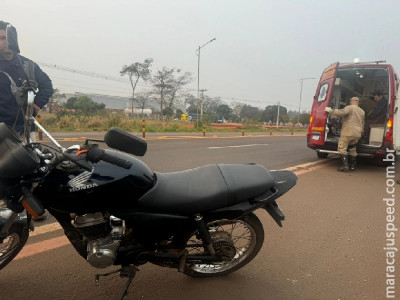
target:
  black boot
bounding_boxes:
[337,155,350,172]
[349,156,357,171]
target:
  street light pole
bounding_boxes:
[298,77,315,124]
[199,89,207,115]
[196,38,216,124]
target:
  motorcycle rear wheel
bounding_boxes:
[183,213,264,278]
[0,224,29,270]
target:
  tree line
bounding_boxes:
[119,58,310,125]
[46,58,310,125]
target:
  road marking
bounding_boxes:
[287,159,335,176]
[15,236,69,260]
[208,143,269,149]
[30,222,62,237]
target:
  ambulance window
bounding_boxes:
[317,83,329,102]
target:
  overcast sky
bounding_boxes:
[3,0,400,112]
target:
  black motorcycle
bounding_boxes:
[0,120,297,298]
[0,28,297,300]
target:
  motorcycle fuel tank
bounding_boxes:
[34,149,155,214]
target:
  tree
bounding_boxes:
[165,70,192,109]
[162,107,174,119]
[65,97,77,109]
[230,102,244,122]
[187,105,197,114]
[151,68,192,119]
[202,96,222,114]
[134,92,152,118]
[216,104,232,120]
[298,112,311,125]
[175,109,184,120]
[120,58,153,118]
[151,67,175,119]
[260,105,289,124]
[288,110,310,125]
[184,93,197,107]
[48,88,65,113]
[63,96,105,116]
[240,104,260,120]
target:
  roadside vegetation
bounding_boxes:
[43,58,310,133]
[40,111,307,133]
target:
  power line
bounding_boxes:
[38,62,150,88]
[48,76,132,96]
[38,62,128,82]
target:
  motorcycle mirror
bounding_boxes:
[104,128,147,157]
[6,25,20,54]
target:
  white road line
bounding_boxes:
[30,222,62,237]
[208,144,269,149]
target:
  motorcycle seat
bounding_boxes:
[137,163,274,215]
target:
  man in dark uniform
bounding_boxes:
[0,21,53,220]
[0,20,53,138]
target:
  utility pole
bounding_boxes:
[196,38,216,126]
[199,89,207,116]
[276,102,280,129]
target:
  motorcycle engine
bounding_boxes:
[73,212,125,269]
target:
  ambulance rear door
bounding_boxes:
[309,62,339,146]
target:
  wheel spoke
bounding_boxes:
[186,218,259,274]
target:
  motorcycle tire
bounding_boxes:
[0,224,29,270]
[183,212,264,278]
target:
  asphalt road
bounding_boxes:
[45,131,318,171]
[1,133,399,299]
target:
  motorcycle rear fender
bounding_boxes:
[205,169,297,226]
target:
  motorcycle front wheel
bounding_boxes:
[183,212,264,278]
[0,224,29,270]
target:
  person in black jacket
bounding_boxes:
[360,91,388,144]
[0,21,53,221]
[0,20,53,139]
[367,91,388,124]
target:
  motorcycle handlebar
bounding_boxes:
[86,147,132,169]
